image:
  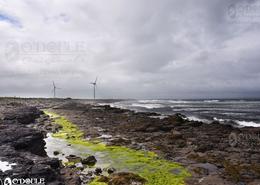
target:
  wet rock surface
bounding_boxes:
[3,106,42,124]
[51,101,260,185]
[98,172,147,185]
[0,100,80,185]
[81,156,97,166]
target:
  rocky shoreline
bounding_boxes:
[0,100,82,184]
[0,105,64,184]
[0,98,260,185]
[51,101,260,185]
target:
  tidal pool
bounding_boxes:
[44,110,190,185]
[0,160,16,172]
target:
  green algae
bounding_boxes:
[88,177,107,185]
[44,110,190,185]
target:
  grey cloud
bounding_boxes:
[0,0,260,99]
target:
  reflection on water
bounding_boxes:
[44,133,111,169]
[0,160,16,172]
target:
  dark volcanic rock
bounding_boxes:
[53,151,60,156]
[96,172,147,185]
[108,172,147,185]
[39,158,61,169]
[12,130,46,156]
[66,155,82,163]
[0,104,64,184]
[1,98,260,185]
[107,167,116,174]
[48,101,260,185]
[0,123,47,156]
[94,167,102,175]
[30,164,57,181]
[82,155,97,166]
[3,106,42,124]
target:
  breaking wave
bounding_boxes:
[131,103,165,109]
[235,120,260,127]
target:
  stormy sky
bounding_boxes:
[0,0,260,99]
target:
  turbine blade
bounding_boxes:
[95,77,98,83]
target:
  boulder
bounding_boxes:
[107,167,116,174]
[53,151,60,156]
[108,172,147,185]
[66,155,82,163]
[3,106,42,125]
[11,130,46,156]
[95,167,102,175]
[82,155,97,166]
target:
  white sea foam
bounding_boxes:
[171,107,201,111]
[98,134,113,139]
[149,115,168,119]
[168,100,189,103]
[203,100,220,103]
[100,100,260,128]
[213,117,225,122]
[138,100,159,103]
[235,120,260,127]
[185,116,211,123]
[107,103,125,109]
[98,103,109,106]
[131,103,165,109]
[0,160,16,172]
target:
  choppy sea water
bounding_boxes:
[102,99,260,127]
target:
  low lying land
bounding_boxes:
[0,98,260,185]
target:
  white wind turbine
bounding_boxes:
[90,77,98,100]
[52,81,61,98]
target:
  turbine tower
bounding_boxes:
[52,81,61,98]
[90,77,98,100]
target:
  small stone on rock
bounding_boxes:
[81,155,97,166]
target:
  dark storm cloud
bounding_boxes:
[0,0,260,99]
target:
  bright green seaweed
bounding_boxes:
[44,110,190,185]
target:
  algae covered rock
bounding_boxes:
[82,155,97,166]
[107,167,116,174]
[108,172,147,185]
[66,154,82,163]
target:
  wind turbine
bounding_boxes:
[52,81,61,98]
[90,77,98,100]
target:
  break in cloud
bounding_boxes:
[0,0,260,99]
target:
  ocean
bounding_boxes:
[104,99,260,127]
